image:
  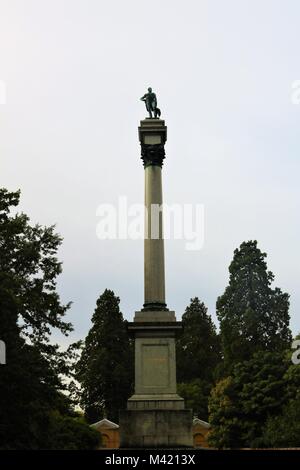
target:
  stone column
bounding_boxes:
[139,118,167,311]
[119,119,192,448]
[144,164,166,310]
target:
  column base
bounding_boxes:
[142,302,168,311]
[119,409,193,448]
[134,310,176,322]
[127,393,184,410]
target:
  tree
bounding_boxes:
[176,297,221,383]
[262,396,300,448]
[207,376,241,449]
[0,188,96,449]
[176,298,221,420]
[76,289,133,423]
[261,353,300,448]
[217,240,291,371]
[42,412,100,450]
[178,379,212,421]
[208,351,288,448]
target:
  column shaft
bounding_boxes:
[144,165,166,309]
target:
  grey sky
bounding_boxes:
[1,0,299,345]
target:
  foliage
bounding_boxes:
[42,412,100,450]
[178,379,212,421]
[0,188,94,449]
[176,297,221,383]
[176,298,221,420]
[208,376,241,448]
[262,396,300,448]
[76,289,133,423]
[217,240,292,371]
[208,351,288,448]
[261,358,300,447]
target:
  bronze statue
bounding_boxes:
[140,87,161,118]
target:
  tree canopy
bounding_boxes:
[176,297,221,420]
[177,297,221,383]
[76,289,133,423]
[208,351,295,448]
[0,188,98,449]
[217,240,291,371]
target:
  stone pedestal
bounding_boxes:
[120,314,193,447]
[127,314,184,410]
[120,410,193,448]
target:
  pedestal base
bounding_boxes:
[121,311,192,448]
[119,409,193,448]
[127,393,184,410]
[128,319,182,397]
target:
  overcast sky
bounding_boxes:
[1,0,299,346]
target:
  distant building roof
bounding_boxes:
[193,418,211,429]
[90,418,119,430]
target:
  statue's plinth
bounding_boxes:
[119,409,193,448]
[127,315,183,411]
[119,314,193,448]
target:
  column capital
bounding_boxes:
[138,119,167,168]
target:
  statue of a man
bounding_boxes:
[140,87,161,118]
